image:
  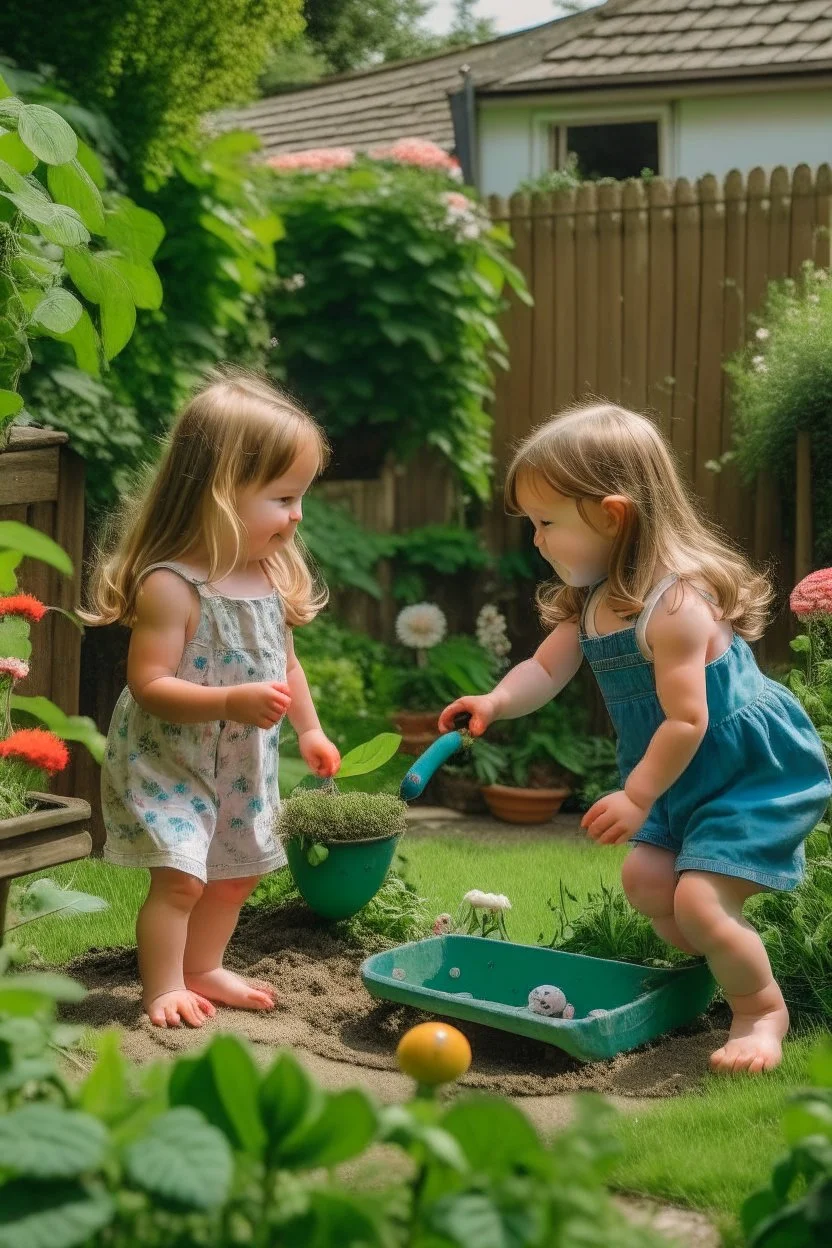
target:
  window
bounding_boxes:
[549,119,661,180]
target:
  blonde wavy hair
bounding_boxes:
[505,402,772,641]
[84,365,330,628]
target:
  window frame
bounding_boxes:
[531,102,674,181]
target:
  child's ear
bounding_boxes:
[600,495,630,536]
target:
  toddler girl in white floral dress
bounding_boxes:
[85,366,340,1028]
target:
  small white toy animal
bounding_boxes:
[527,984,574,1018]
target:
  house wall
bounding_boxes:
[478,88,832,196]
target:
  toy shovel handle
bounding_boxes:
[399,712,471,802]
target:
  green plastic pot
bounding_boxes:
[285,832,400,921]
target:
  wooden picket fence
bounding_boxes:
[484,165,828,650]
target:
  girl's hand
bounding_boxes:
[438,695,496,737]
[581,790,650,845]
[299,728,341,777]
[226,682,292,729]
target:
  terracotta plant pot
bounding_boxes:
[391,710,441,757]
[481,783,570,825]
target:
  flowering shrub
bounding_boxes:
[265,144,529,498]
[0,523,104,818]
[385,604,500,711]
[725,261,832,563]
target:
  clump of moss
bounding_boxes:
[277,789,407,844]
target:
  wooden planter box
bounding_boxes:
[0,793,92,936]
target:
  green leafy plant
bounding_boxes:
[726,261,832,565]
[391,524,491,603]
[544,880,692,968]
[266,151,530,499]
[742,1037,832,1245]
[7,877,107,933]
[0,522,105,818]
[0,73,163,444]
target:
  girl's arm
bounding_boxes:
[439,620,583,734]
[584,589,711,844]
[285,631,340,777]
[128,571,289,727]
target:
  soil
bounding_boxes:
[64,898,727,1099]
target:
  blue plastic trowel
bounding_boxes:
[399,712,472,801]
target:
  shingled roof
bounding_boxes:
[227,1,832,157]
[489,0,832,92]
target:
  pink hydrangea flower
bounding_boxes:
[0,657,29,682]
[370,138,461,175]
[267,147,355,173]
[790,569,832,618]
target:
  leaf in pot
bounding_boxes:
[307,843,329,866]
[337,732,402,778]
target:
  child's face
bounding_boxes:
[236,441,320,562]
[515,473,623,588]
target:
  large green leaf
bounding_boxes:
[11,696,106,762]
[123,1107,233,1210]
[0,520,72,574]
[280,1190,387,1248]
[206,1034,266,1158]
[0,1104,108,1177]
[258,1049,325,1167]
[10,877,108,929]
[0,1179,114,1248]
[28,287,83,335]
[63,251,135,360]
[277,1088,377,1169]
[105,197,165,262]
[427,1193,508,1248]
[169,1038,263,1156]
[0,157,43,197]
[0,549,21,592]
[75,141,105,190]
[108,256,163,310]
[17,104,77,166]
[47,160,105,234]
[78,1030,130,1123]
[0,615,30,660]
[47,307,100,377]
[0,390,23,420]
[0,190,89,247]
[441,1097,540,1177]
[337,732,402,779]
[0,129,36,175]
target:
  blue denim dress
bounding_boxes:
[580,575,832,891]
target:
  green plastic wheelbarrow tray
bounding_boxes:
[361,935,716,1062]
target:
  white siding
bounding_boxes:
[478,89,832,196]
[676,91,832,180]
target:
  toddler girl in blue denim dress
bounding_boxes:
[441,403,830,1075]
[85,367,340,1030]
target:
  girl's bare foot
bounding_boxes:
[145,989,216,1029]
[710,984,789,1074]
[184,968,276,1010]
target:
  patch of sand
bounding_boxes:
[64,901,726,1099]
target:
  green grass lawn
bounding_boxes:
[610,1031,819,1234]
[398,835,627,946]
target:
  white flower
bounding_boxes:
[755,327,770,341]
[396,602,447,650]
[808,293,820,305]
[464,889,511,912]
[284,273,306,292]
[476,603,511,659]
[752,354,765,370]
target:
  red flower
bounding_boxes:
[0,593,47,623]
[791,569,832,618]
[0,728,69,773]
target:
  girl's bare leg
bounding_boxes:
[674,870,788,1073]
[137,868,216,1028]
[621,844,699,954]
[183,876,275,1010]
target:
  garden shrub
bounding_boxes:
[0,956,671,1247]
[0,0,303,179]
[726,262,832,566]
[266,147,529,499]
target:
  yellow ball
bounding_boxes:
[396,1021,472,1085]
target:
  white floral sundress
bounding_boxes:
[101,561,287,882]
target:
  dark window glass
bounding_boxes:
[565,121,660,181]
